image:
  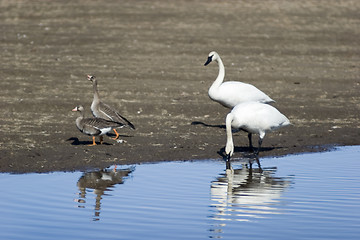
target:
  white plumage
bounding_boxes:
[225,102,290,158]
[204,51,274,108]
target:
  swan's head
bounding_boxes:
[204,51,219,66]
[87,75,96,82]
[225,141,234,160]
[72,105,84,113]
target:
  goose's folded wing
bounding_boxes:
[100,102,135,129]
[82,122,101,135]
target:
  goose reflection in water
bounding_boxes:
[210,159,293,223]
[75,166,134,221]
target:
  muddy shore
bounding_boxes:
[1,0,359,173]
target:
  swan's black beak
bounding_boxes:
[226,158,232,170]
[204,56,213,66]
[225,153,232,170]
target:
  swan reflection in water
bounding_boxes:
[75,166,135,221]
[210,159,293,223]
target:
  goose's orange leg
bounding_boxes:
[112,129,120,140]
[88,136,97,146]
[99,136,104,144]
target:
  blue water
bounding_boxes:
[1,146,360,239]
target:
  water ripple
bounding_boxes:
[1,146,360,240]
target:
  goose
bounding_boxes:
[72,105,125,146]
[225,101,290,159]
[87,75,135,140]
[204,51,274,108]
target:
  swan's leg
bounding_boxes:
[248,133,254,152]
[112,129,120,140]
[256,132,266,154]
[255,155,262,172]
[249,159,253,170]
[256,137,263,154]
[88,136,97,146]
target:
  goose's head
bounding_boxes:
[204,51,219,66]
[72,105,84,113]
[87,75,96,82]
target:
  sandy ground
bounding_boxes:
[0,0,359,173]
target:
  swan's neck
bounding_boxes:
[211,57,225,89]
[225,113,234,156]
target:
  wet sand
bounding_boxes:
[0,0,359,173]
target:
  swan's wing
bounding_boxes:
[232,102,289,132]
[219,82,274,104]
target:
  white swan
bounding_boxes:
[204,51,274,108]
[225,102,290,158]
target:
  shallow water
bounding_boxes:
[1,146,360,240]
